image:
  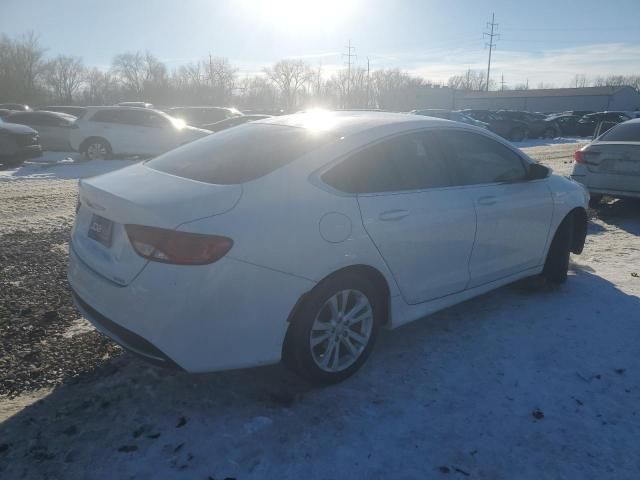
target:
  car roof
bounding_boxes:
[256,110,452,137]
[9,110,75,119]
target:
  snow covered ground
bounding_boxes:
[1,138,639,479]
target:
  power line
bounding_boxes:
[483,12,499,92]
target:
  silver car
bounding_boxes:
[571,119,640,206]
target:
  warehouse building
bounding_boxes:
[457,86,640,112]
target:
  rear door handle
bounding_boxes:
[477,195,497,206]
[378,209,409,221]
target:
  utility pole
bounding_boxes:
[500,73,505,91]
[366,57,370,107]
[343,40,356,107]
[483,13,499,92]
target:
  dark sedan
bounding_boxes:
[0,120,41,168]
[462,109,529,141]
[548,114,595,137]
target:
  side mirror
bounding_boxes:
[527,162,549,180]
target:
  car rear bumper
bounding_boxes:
[571,172,640,199]
[68,242,315,373]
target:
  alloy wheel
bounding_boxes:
[309,289,373,372]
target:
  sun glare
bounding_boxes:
[236,0,358,31]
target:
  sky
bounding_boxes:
[2,0,640,87]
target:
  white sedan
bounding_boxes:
[572,118,640,206]
[68,111,589,384]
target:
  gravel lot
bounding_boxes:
[1,139,639,479]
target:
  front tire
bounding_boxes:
[543,214,574,284]
[284,273,383,385]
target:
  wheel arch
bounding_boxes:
[282,264,392,360]
[569,206,588,254]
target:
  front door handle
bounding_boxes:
[379,209,409,221]
[477,195,497,206]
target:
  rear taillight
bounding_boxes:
[125,225,233,265]
[574,150,586,163]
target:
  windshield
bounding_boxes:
[147,123,337,184]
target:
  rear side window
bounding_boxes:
[438,130,527,185]
[599,122,640,142]
[147,124,336,184]
[90,110,123,123]
[321,131,452,194]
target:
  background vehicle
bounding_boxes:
[0,103,30,111]
[69,106,210,159]
[117,101,153,109]
[5,110,76,150]
[572,119,640,206]
[495,111,559,138]
[0,109,14,119]
[412,109,489,129]
[36,105,87,117]
[548,114,595,137]
[68,112,588,384]
[202,114,271,132]
[0,120,41,168]
[167,106,243,127]
[462,109,529,141]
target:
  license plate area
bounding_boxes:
[88,214,113,247]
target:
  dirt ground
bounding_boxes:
[1,140,639,479]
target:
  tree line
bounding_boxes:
[1,32,639,112]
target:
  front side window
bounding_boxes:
[438,130,528,185]
[321,131,452,194]
[148,124,337,184]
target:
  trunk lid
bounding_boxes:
[72,162,241,286]
[584,143,640,176]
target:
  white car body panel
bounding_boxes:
[68,111,589,373]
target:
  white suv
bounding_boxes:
[70,107,210,159]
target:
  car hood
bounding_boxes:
[0,122,38,135]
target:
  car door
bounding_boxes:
[438,129,553,287]
[44,114,73,150]
[87,110,129,154]
[323,130,477,304]
[121,110,175,156]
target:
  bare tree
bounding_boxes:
[447,69,492,91]
[82,68,120,105]
[111,51,167,100]
[43,55,85,103]
[572,74,589,88]
[205,56,237,104]
[0,32,46,103]
[264,59,313,111]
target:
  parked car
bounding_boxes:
[562,110,594,117]
[412,109,489,129]
[572,119,640,206]
[5,110,76,150]
[579,111,632,127]
[117,102,154,109]
[462,109,529,141]
[0,119,41,167]
[0,109,14,119]
[69,106,210,159]
[494,111,559,139]
[547,114,595,137]
[0,103,30,111]
[202,114,271,132]
[36,105,87,117]
[68,111,588,384]
[167,106,243,127]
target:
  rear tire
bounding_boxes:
[543,214,574,284]
[82,138,112,160]
[588,195,602,208]
[283,272,383,385]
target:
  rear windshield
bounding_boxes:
[599,122,640,142]
[147,124,337,184]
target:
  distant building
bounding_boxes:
[456,86,640,113]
